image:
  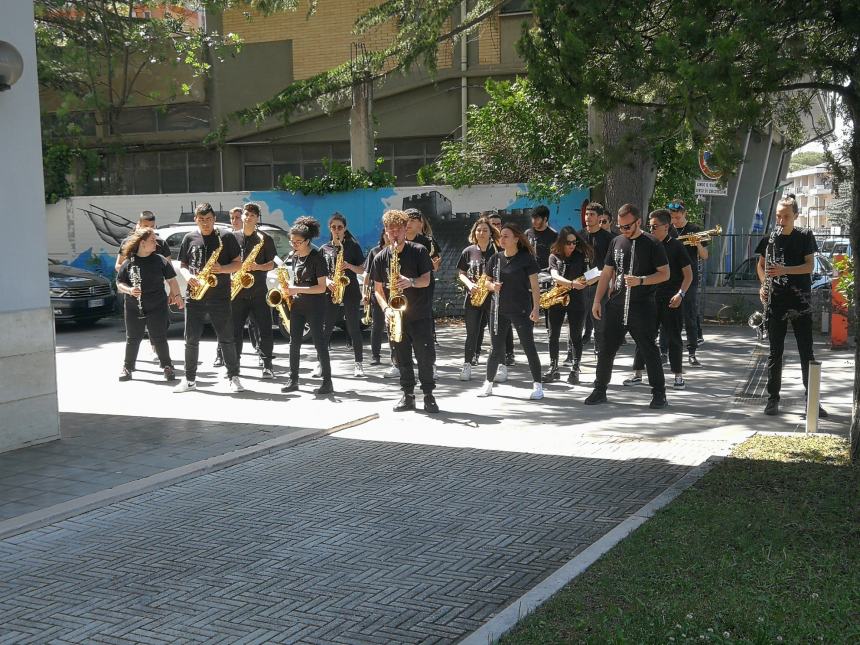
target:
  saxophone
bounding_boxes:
[330,243,351,305]
[266,265,292,333]
[387,243,407,343]
[539,283,571,309]
[361,275,373,325]
[470,274,492,307]
[230,232,265,300]
[188,235,223,301]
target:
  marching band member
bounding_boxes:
[280,217,334,395]
[667,200,707,365]
[115,228,183,382]
[623,209,692,390]
[174,203,244,394]
[405,209,441,375]
[526,205,557,271]
[214,206,246,369]
[231,203,276,379]
[580,202,617,355]
[320,213,367,378]
[542,227,594,385]
[486,211,516,366]
[363,230,389,366]
[115,210,171,272]
[371,209,438,413]
[477,224,544,400]
[456,216,499,380]
[585,204,669,408]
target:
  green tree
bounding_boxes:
[789,151,826,172]
[518,0,860,456]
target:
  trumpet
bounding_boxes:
[678,224,722,246]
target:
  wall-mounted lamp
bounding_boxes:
[0,41,24,92]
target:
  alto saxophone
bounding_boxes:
[330,243,351,305]
[387,243,407,343]
[266,265,292,333]
[230,232,265,300]
[539,283,571,309]
[361,275,373,325]
[189,235,223,301]
[470,273,492,307]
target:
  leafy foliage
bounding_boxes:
[277,158,395,195]
[650,134,704,224]
[834,255,855,322]
[789,151,826,172]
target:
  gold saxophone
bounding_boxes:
[387,244,407,343]
[361,276,373,325]
[266,265,292,333]
[540,283,572,309]
[470,273,492,307]
[330,243,351,305]
[230,232,265,300]
[188,235,223,301]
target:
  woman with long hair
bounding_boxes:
[115,228,183,382]
[456,216,499,380]
[542,227,594,384]
[477,223,544,400]
[280,216,334,395]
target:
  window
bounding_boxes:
[500,0,531,14]
[112,104,209,135]
[107,150,215,195]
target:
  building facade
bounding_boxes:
[784,164,833,232]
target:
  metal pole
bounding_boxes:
[805,360,822,433]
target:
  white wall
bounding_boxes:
[0,3,60,452]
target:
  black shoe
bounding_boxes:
[423,394,439,413]
[542,362,560,383]
[567,368,580,385]
[764,398,779,416]
[584,389,607,405]
[281,378,299,393]
[163,366,176,382]
[370,356,382,366]
[118,367,132,382]
[394,394,415,412]
[649,393,668,409]
[213,356,224,368]
[504,353,515,367]
[688,354,701,367]
[314,379,334,395]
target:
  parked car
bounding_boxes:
[820,237,852,259]
[49,259,116,326]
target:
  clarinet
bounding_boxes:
[491,256,500,336]
[762,224,784,329]
[623,239,636,326]
[129,259,145,318]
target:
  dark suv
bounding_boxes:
[49,260,116,325]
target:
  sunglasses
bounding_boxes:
[598,220,610,225]
[618,221,638,232]
[648,223,667,230]
[564,240,577,245]
[666,202,685,211]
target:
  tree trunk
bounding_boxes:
[848,101,859,461]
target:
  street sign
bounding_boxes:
[695,179,727,196]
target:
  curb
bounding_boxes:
[0,413,378,541]
[459,456,724,644]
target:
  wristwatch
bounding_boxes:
[678,289,686,298]
[639,276,645,286]
[409,277,416,288]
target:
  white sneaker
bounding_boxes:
[477,380,493,397]
[311,362,323,378]
[261,368,274,379]
[494,364,508,383]
[459,362,472,381]
[173,379,196,393]
[228,376,245,393]
[354,362,365,378]
[529,382,544,400]
[384,365,400,378]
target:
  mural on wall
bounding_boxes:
[47,185,589,313]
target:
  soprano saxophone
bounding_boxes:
[387,244,407,343]
[188,235,223,301]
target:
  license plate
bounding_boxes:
[88,298,105,308]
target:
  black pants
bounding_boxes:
[392,316,435,395]
[290,303,330,380]
[584,283,606,351]
[123,302,172,370]
[477,314,513,356]
[582,310,593,342]
[463,301,490,363]
[184,298,238,381]
[766,302,815,400]
[635,296,683,375]
[323,298,363,363]
[547,304,585,364]
[596,299,665,395]
[232,294,273,368]
[487,312,542,382]
[369,298,385,361]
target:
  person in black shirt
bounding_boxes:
[486,211,516,366]
[114,210,171,272]
[477,223,544,400]
[116,228,183,382]
[362,230,389,366]
[174,203,244,394]
[321,213,367,378]
[668,200,708,365]
[214,207,247,369]
[230,203,277,379]
[542,227,594,385]
[278,217,334,395]
[457,216,500,381]
[624,210,692,389]
[371,209,438,413]
[580,202,617,354]
[755,197,827,417]
[405,209,441,376]
[525,205,557,271]
[585,203,670,408]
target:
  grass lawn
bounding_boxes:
[502,434,859,644]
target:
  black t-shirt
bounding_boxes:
[580,228,616,270]
[526,227,557,270]
[675,222,709,279]
[117,253,176,312]
[457,243,499,308]
[178,229,241,300]
[370,242,434,321]
[755,228,818,302]
[604,232,669,304]
[321,237,366,303]
[291,247,328,313]
[548,250,588,309]
[658,236,692,299]
[232,229,277,299]
[487,248,540,315]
